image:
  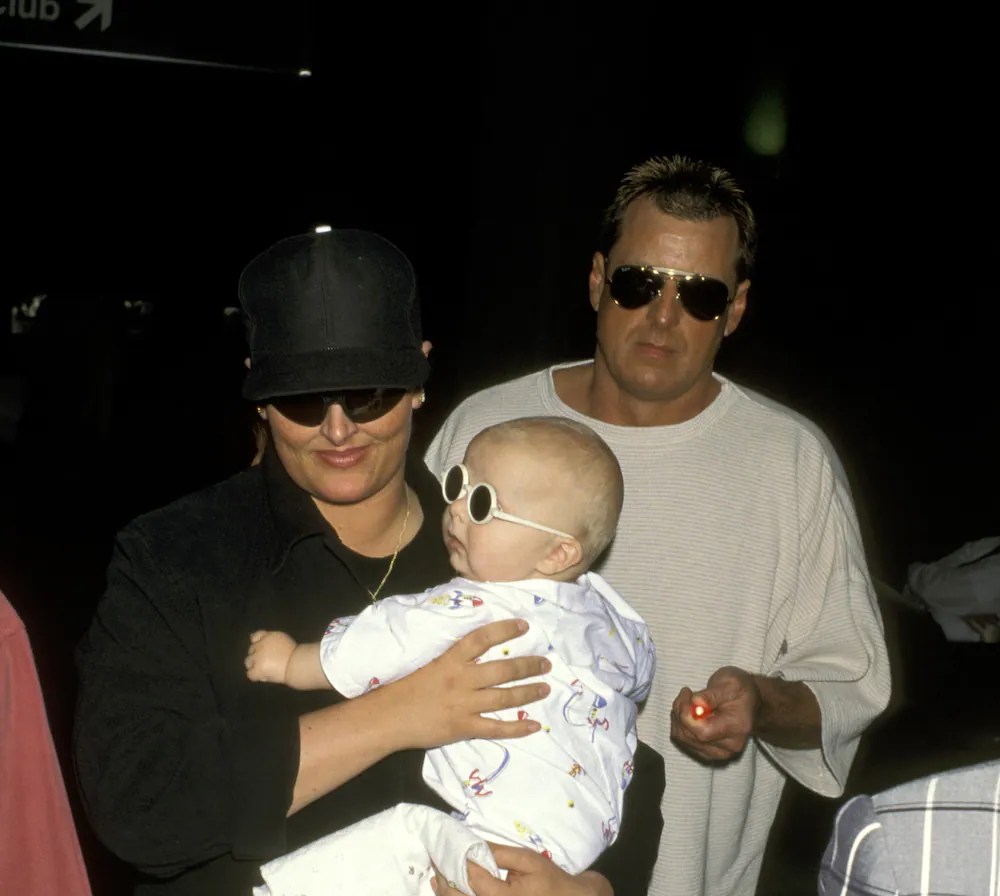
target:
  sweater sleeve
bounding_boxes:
[73,525,301,877]
[761,449,892,797]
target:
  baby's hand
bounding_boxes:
[244,629,296,684]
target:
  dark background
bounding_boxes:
[1,8,997,894]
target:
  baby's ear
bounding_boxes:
[538,537,583,577]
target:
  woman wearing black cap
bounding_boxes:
[73,229,663,895]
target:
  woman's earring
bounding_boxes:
[256,406,266,420]
[417,389,426,406]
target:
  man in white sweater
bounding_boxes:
[424,154,891,896]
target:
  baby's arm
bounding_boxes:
[245,630,331,690]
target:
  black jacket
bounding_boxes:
[74,449,664,894]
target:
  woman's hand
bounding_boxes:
[292,618,551,815]
[431,845,612,896]
[378,618,552,752]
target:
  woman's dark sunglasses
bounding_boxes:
[270,388,407,427]
[607,263,732,322]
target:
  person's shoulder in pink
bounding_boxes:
[0,590,93,895]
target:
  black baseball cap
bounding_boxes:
[238,229,429,401]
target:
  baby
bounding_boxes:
[245,416,655,895]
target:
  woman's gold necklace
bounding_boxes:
[367,489,411,602]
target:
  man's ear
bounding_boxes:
[421,340,432,359]
[723,280,750,337]
[243,357,252,370]
[537,537,583,577]
[588,252,607,313]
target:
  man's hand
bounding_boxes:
[670,665,760,762]
[671,664,822,761]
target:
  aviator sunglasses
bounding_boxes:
[606,259,733,322]
[441,463,574,539]
[270,387,407,427]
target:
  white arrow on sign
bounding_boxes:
[75,0,112,31]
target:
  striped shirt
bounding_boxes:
[819,759,1000,895]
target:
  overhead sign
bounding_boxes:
[0,0,313,74]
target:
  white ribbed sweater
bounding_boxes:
[425,361,890,896]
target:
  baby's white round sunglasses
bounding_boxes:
[441,463,573,539]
